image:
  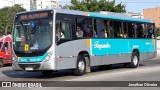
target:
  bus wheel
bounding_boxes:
[129,52,139,68]
[41,70,53,76]
[74,55,86,76]
[0,59,4,67]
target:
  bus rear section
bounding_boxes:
[0,35,12,67]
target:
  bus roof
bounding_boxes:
[55,9,153,23]
[17,8,154,23]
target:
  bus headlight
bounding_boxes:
[45,55,50,61]
[12,56,17,61]
[44,51,53,62]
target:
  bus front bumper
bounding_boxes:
[12,59,56,71]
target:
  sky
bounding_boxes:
[0,0,160,12]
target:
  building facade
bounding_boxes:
[30,0,60,10]
[143,8,160,28]
[37,0,60,9]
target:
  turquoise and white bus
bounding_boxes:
[12,9,157,76]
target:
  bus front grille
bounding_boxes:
[18,63,40,69]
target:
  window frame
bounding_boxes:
[56,20,72,41]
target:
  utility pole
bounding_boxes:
[30,0,37,10]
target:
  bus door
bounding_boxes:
[55,20,75,69]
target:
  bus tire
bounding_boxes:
[129,52,139,68]
[74,55,86,76]
[41,70,53,76]
[0,59,4,67]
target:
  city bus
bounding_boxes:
[12,9,156,76]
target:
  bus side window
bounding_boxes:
[147,24,155,38]
[55,21,61,41]
[110,22,114,38]
[76,17,93,38]
[84,19,93,38]
[93,19,97,38]
[95,19,110,38]
[136,23,145,38]
[110,20,122,38]
[62,22,72,39]
[56,21,72,40]
[123,22,128,38]
[95,19,106,38]
[128,23,135,38]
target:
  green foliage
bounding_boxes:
[66,0,126,13]
[0,4,26,35]
[156,27,160,37]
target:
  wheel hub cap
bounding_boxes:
[78,60,85,72]
[133,56,138,65]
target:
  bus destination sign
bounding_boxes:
[16,10,53,21]
[20,13,48,20]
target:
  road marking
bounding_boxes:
[65,66,160,81]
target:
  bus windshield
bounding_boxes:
[13,19,53,53]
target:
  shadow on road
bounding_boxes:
[2,69,74,79]
[1,58,160,79]
[0,64,138,79]
[0,64,12,68]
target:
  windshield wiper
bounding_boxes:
[19,22,29,43]
[31,20,42,34]
[20,22,25,31]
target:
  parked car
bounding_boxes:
[0,35,12,67]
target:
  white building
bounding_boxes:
[31,0,60,10]
[38,0,60,9]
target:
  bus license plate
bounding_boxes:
[25,67,33,71]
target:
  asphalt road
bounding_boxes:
[1,57,160,90]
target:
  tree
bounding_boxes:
[0,4,26,35]
[66,0,126,13]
